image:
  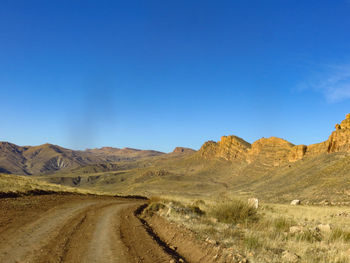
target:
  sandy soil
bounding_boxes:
[0,194,175,263]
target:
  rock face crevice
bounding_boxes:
[199,114,350,166]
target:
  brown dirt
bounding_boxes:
[144,214,248,263]
[0,194,178,263]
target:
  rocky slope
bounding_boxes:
[0,143,164,175]
[199,113,350,166]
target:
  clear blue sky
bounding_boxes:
[1,0,350,152]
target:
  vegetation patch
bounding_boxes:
[143,196,350,263]
[209,199,259,224]
[330,228,350,242]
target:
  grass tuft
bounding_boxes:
[244,233,262,250]
[209,199,259,224]
[330,228,350,242]
[295,229,322,243]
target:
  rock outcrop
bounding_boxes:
[304,114,350,156]
[247,137,294,166]
[288,145,307,162]
[327,114,350,153]
[198,136,251,161]
[199,114,350,166]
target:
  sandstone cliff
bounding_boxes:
[198,135,251,161]
[247,137,294,166]
[199,114,350,166]
[327,114,350,153]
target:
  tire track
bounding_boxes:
[0,195,182,263]
[0,201,99,263]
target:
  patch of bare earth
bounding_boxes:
[142,213,247,263]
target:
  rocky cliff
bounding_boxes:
[199,135,251,161]
[327,113,350,153]
[247,137,294,166]
[199,114,350,166]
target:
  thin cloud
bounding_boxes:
[298,64,350,103]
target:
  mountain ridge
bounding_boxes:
[198,114,350,166]
[2,114,350,175]
[0,142,165,175]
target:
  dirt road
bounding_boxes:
[0,194,179,263]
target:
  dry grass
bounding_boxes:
[37,151,350,206]
[146,196,350,263]
[208,199,259,224]
[0,173,106,196]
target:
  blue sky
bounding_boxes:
[1,0,350,152]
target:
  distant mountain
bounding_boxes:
[0,143,164,175]
[172,147,196,154]
[198,113,350,166]
[85,147,163,160]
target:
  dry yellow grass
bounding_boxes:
[0,173,107,196]
[147,196,350,263]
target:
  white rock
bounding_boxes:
[282,251,300,262]
[289,226,304,234]
[290,200,301,205]
[248,198,259,209]
[316,224,332,233]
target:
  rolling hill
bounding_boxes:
[0,142,164,175]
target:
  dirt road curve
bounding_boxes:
[0,195,176,263]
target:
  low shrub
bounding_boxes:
[188,205,205,216]
[144,202,166,215]
[209,199,259,224]
[175,204,205,216]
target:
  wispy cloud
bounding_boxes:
[298,64,350,103]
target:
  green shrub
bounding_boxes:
[209,199,259,224]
